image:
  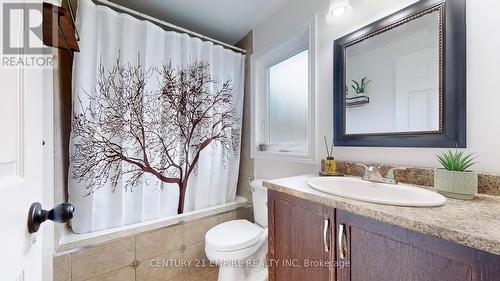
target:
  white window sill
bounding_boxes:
[252,150,316,164]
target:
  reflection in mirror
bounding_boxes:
[345,11,441,135]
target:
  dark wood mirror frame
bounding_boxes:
[333,0,466,148]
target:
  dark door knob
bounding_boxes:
[28,202,75,233]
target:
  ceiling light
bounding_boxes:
[332,6,346,17]
[325,0,351,24]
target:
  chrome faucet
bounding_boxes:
[356,163,406,184]
[385,166,407,184]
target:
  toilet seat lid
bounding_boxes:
[205,220,263,252]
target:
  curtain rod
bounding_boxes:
[94,0,247,54]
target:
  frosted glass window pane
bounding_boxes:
[269,49,309,148]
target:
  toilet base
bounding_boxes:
[218,266,245,281]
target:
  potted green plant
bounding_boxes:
[435,150,478,199]
[350,77,372,96]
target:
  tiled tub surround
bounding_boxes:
[336,160,500,196]
[58,197,249,252]
[264,175,500,256]
[53,206,253,281]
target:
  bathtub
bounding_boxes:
[56,195,250,254]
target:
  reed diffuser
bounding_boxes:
[321,136,337,175]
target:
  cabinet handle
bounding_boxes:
[338,224,347,259]
[323,218,330,252]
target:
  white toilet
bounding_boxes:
[205,180,268,281]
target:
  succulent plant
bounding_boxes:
[350,77,372,94]
[437,150,476,172]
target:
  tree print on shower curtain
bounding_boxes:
[71,58,240,214]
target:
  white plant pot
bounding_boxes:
[434,169,478,200]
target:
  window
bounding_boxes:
[268,49,309,153]
[251,17,316,162]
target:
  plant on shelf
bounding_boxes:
[350,77,372,96]
[434,150,478,200]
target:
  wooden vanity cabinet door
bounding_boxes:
[268,190,336,281]
[336,209,500,281]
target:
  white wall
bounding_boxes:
[252,0,500,178]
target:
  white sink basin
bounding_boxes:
[307,177,446,207]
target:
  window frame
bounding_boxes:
[251,16,317,163]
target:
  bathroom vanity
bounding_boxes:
[265,175,500,281]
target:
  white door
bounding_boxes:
[395,48,440,132]
[0,0,49,280]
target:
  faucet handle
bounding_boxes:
[355,163,369,174]
[385,166,407,183]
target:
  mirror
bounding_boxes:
[334,0,466,147]
[345,11,440,135]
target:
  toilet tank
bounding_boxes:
[250,180,268,227]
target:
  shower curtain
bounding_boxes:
[69,0,245,233]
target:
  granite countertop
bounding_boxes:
[263,175,500,256]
